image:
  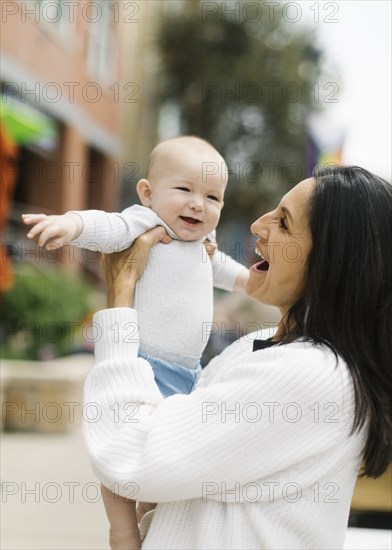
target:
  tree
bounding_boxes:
[157,0,325,227]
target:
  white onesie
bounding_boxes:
[71,205,247,368]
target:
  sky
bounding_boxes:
[303,0,391,179]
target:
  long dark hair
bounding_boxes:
[283,165,392,478]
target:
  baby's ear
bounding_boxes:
[136,179,153,206]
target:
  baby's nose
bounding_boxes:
[190,197,204,210]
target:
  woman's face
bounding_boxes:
[245,177,315,315]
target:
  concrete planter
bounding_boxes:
[1,354,94,433]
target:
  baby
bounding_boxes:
[23,136,249,548]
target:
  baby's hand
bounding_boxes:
[22,212,83,250]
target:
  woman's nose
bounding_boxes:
[251,214,268,238]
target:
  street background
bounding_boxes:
[1,1,391,548]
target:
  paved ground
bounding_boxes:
[1,428,108,550]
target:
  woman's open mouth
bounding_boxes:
[256,260,269,271]
[180,216,201,226]
[254,246,269,271]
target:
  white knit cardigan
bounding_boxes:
[82,308,366,549]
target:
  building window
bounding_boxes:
[86,0,117,83]
[36,0,72,38]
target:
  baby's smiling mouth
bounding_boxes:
[180,216,202,225]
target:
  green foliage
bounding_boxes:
[1,263,93,359]
[157,0,326,223]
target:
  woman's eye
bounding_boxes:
[175,187,190,192]
[279,217,288,230]
[207,195,219,201]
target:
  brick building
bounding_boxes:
[1,0,197,233]
[1,0,124,251]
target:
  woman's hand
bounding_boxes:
[203,239,217,257]
[101,226,172,308]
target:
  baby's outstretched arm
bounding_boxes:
[22,212,83,250]
[24,206,165,254]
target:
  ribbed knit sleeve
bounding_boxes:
[83,308,356,504]
[68,205,165,251]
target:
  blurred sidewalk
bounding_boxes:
[1,430,108,550]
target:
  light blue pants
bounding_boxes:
[138,351,202,398]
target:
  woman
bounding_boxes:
[83,165,391,549]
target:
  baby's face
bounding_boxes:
[146,145,227,240]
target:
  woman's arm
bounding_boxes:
[96,228,171,550]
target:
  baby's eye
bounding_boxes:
[207,195,220,202]
[279,217,288,230]
[175,187,190,192]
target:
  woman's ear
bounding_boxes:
[136,179,153,207]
